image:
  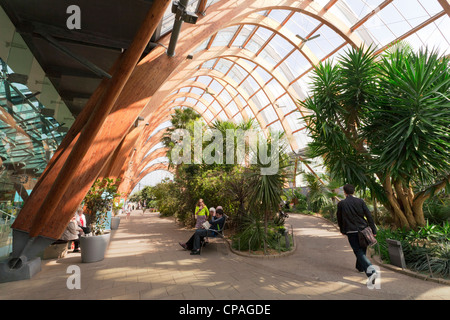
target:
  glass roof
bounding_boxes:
[142,0,449,185]
[159,0,449,154]
[0,58,66,177]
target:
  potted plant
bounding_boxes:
[80,177,121,262]
[110,201,123,230]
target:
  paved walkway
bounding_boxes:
[0,211,449,300]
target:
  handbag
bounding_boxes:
[358,226,377,247]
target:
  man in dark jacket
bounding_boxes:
[179,208,226,255]
[337,184,377,278]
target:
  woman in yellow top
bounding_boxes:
[194,198,209,229]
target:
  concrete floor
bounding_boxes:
[0,211,449,300]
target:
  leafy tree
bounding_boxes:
[300,46,450,230]
[84,177,121,235]
[161,108,201,171]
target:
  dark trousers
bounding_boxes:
[347,232,373,277]
[73,238,80,250]
[186,229,215,251]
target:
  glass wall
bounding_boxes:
[0,8,73,257]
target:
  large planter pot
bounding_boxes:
[80,233,110,263]
[110,216,120,230]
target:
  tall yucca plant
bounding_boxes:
[300,46,450,230]
[248,131,291,242]
[365,48,450,229]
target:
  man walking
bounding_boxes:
[337,184,377,280]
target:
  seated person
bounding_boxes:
[179,208,226,255]
[76,207,91,234]
[61,214,84,252]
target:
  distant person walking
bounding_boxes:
[337,184,377,279]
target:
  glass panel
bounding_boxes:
[209,79,223,94]
[285,111,303,131]
[270,120,285,134]
[275,94,297,114]
[214,58,233,74]
[392,0,436,27]
[226,100,239,116]
[196,101,207,113]
[201,58,217,70]
[191,87,205,96]
[253,66,272,84]
[218,89,232,105]
[217,110,228,121]
[341,0,384,20]
[211,25,240,47]
[228,64,247,84]
[284,11,320,38]
[210,100,222,114]
[186,97,198,105]
[243,106,254,119]
[231,25,256,47]
[266,34,294,59]
[202,93,214,104]
[193,37,210,54]
[267,9,292,24]
[203,109,214,121]
[240,58,256,70]
[261,105,278,123]
[418,0,445,16]
[408,15,450,55]
[233,112,244,123]
[309,25,344,60]
[196,76,212,85]
[245,27,273,53]
[265,79,285,99]
[278,49,311,81]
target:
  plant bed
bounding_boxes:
[374,224,450,280]
[81,177,121,263]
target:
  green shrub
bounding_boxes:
[231,213,293,253]
[375,223,450,279]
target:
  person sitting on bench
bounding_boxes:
[61,213,84,252]
[179,208,226,255]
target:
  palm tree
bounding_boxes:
[300,46,450,230]
[161,108,201,171]
[248,131,291,247]
[209,119,257,170]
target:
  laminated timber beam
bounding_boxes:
[13,0,362,246]
[7,0,172,271]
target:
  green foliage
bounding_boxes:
[129,186,156,206]
[161,108,201,169]
[375,223,450,278]
[424,193,450,224]
[247,131,291,214]
[84,178,121,235]
[300,45,450,229]
[231,213,292,253]
[155,110,291,253]
[368,48,450,186]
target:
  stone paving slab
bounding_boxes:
[0,211,449,300]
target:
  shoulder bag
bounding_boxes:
[358,226,377,247]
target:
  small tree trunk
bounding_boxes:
[383,175,411,229]
[393,180,417,229]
